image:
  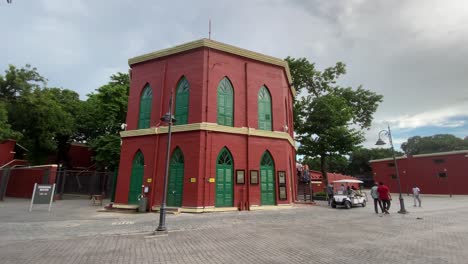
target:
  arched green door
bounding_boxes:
[216,148,233,207]
[174,77,189,125]
[260,151,276,205]
[167,148,184,207]
[128,151,144,204]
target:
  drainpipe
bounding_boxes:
[203,47,211,210]
[245,62,250,210]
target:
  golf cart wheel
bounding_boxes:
[362,200,366,207]
[344,201,352,209]
[331,201,337,208]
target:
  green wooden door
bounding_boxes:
[217,77,234,126]
[174,77,189,125]
[128,151,144,204]
[167,148,184,207]
[215,148,233,207]
[260,151,275,205]
[258,86,272,131]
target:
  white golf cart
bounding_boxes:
[331,179,367,209]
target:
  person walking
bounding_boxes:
[370,183,383,214]
[377,182,391,214]
[413,185,421,207]
[326,184,334,206]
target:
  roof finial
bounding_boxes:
[209,19,211,40]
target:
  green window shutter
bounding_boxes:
[138,85,153,129]
[128,151,144,204]
[258,86,272,131]
[217,77,234,126]
[174,77,190,125]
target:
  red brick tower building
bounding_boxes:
[114,39,296,212]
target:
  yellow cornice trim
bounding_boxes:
[120,123,295,147]
[128,39,295,96]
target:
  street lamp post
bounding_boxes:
[156,92,176,232]
[375,124,408,214]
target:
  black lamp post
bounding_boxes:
[156,92,176,232]
[375,125,408,214]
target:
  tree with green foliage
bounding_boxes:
[8,88,75,164]
[347,148,404,177]
[0,102,21,141]
[401,134,468,155]
[79,73,129,170]
[0,64,46,102]
[286,57,383,186]
[302,155,349,174]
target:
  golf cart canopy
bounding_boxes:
[332,179,363,184]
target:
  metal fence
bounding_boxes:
[297,181,313,202]
[55,170,115,197]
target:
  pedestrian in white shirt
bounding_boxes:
[413,185,421,207]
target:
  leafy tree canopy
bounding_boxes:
[0,101,21,141]
[0,64,46,102]
[347,147,403,177]
[401,134,468,155]
[287,57,383,186]
[79,73,129,169]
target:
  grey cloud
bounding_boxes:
[1,0,466,143]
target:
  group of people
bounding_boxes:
[370,182,392,214]
[370,182,422,215]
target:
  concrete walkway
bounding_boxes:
[0,195,467,263]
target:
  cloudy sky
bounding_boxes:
[1,0,467,150]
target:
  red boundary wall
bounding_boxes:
[5,165,58,198]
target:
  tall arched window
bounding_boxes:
[174,77,190,125]
[217,77,234,126]
[138,84,153,129]
[258,86,272,131]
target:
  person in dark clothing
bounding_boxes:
[326,184,334,206]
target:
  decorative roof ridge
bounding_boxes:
[128,38,295,96]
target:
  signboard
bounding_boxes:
[29,183,56,212]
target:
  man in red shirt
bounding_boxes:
[377,182,392,214]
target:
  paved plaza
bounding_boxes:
[1,194,467,264]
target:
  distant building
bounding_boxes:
[309,170,360,193]
[370,150,468,195]
[114,39,296,212]
[0,139,27,167]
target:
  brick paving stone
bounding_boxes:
[1,195,468,263]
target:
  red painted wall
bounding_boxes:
[68,144,94,169]
[115,44,296,209]
[0,140,15,166]
[6,165,58,198]
[371,152,468,195]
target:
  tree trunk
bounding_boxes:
[320,155,328,188]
